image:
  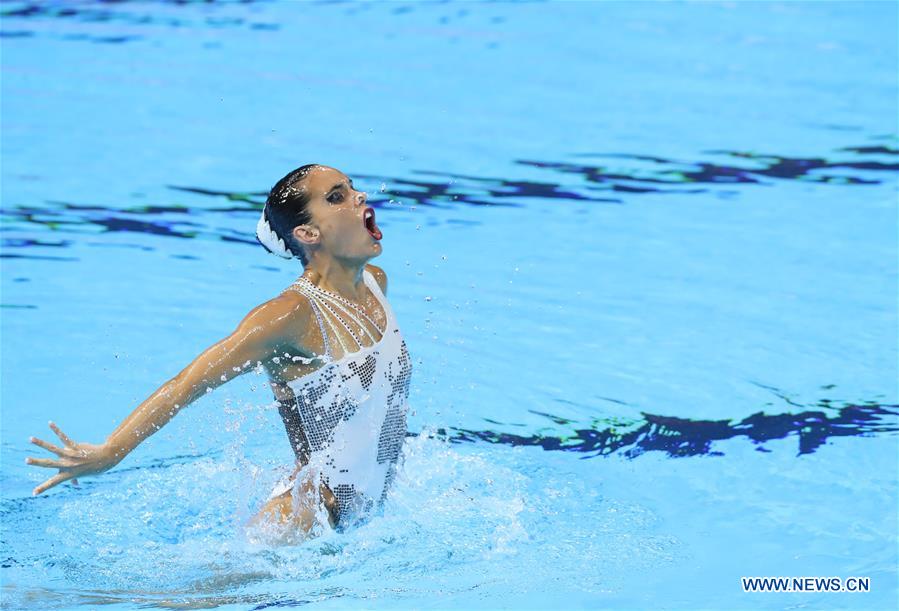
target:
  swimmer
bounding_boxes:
[25,164,414,540]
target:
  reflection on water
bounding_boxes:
[439,386,899,459]
[0,0,280,43]
[2,141,896,262]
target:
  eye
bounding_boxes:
[327,190,344,204]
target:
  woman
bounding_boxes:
[25,164,414,539]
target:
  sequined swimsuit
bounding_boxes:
[270,269,413,528]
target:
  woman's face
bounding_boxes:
[294,165,382,262]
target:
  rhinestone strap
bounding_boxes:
[315,296,363,350]
[283,285,333,362]
[297,277,370,319]
[292,281,361,353]
[296,276,385,335]
[304,293,334,362]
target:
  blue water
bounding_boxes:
[2,1,897,609]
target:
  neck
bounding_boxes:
[301,254,368,301]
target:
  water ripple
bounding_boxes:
[441,388,899,459]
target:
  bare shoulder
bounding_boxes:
[365,263,388,295]
[248,289,311,319]
[237,288,314,340]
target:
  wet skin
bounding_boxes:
[26,165,392,539]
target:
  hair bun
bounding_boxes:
[256,210,295,259]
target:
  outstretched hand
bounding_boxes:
[26,421,119,496]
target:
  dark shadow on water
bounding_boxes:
[1,139,896,259]
[0,0,282,42]
[0,0,523,44]
[524,146,899,191]
[433,387,899,459]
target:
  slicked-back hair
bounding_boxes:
[261,163,319,266]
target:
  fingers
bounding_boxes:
[48,421,75,447]
[25,456,65,469]
[27,424,94,495]
[33,472,71,496]
[29,436,66,456]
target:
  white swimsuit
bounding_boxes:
[268,269,413,529]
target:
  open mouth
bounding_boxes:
[363,207,382,241]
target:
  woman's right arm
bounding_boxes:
[26,293,305,495]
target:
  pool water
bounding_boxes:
[2,1,897,609]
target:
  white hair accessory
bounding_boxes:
[256,209,295,259]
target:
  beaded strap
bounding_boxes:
[311,292,362,352]
[290,280,379,355]
[284,285,333,362]
[305,294,333,362]
[300,282,383,343]
[291,281,357,354]
[285,271,389,359]
[295,277,385,338]
[297,277,385,335]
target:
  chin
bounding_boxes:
[356,243,382,263]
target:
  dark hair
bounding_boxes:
[261,163,318,266]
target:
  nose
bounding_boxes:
[356,191,367,206]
